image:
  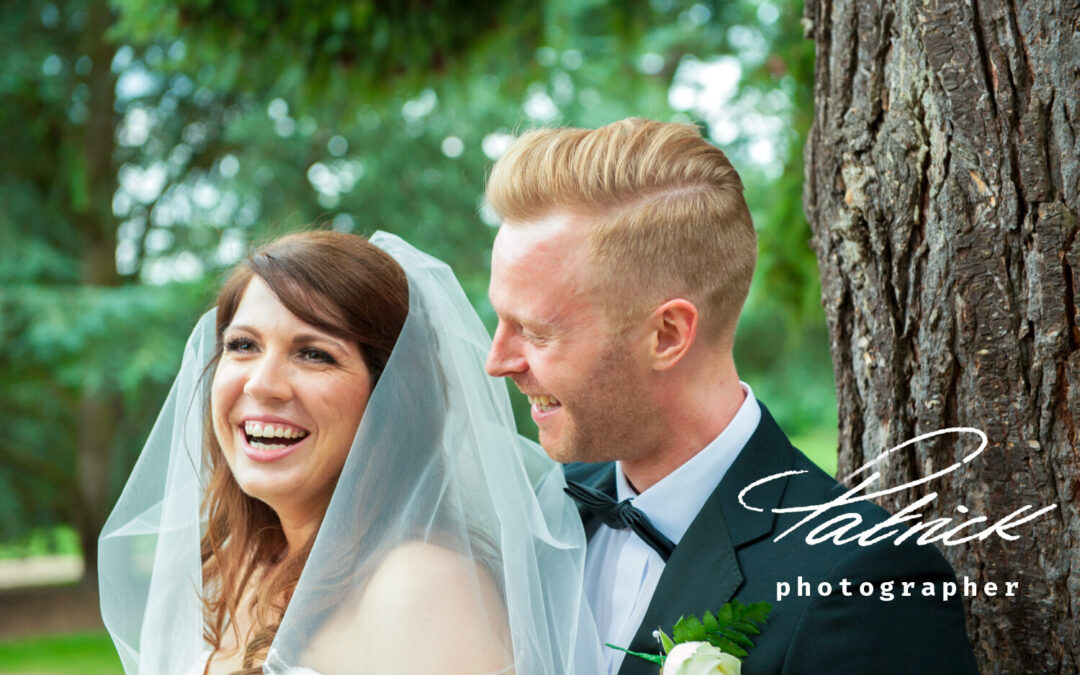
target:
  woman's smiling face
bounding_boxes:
[211,276,372,520]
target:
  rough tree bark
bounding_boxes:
[802,0,1078,672]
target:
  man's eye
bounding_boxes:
[521,329,547,344]
[225,337,256,353]
[300,348,337,365]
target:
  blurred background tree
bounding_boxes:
[0,0,825,596]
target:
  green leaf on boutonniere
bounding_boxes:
[658,628,676,654]
[718,627,755,648]
[673,614,706,643]
[707,635,748,659]
[608,598,773,668]
[699,599,772,659]
[702,610,719,633]
[731,619,762,635]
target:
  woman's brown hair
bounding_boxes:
[198,231,409,672]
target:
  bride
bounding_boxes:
[98,230,603,674]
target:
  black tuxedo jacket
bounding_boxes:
[565,404,979,675]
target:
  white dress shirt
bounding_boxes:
[582,383,761,674]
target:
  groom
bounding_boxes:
[484,118,978,674]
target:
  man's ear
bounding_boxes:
[648,299,698,370]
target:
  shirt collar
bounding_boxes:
[614,382,761,545]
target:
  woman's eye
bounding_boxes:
[225,337,256,353]
[300,348,337,365]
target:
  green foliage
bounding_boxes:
[668,600,772,659]
[745,0,820,321]
[791,424,840,476]
[108,0,547,112]
[611,599,773,666]
[0,631,122,675]
[2,0,834,559]
[735,307,838,446]
[0,525,81,560]
[659,628,676,654]
[0,280,211,541]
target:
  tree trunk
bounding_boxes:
[802,0,1079,672]
[74,0,119,586]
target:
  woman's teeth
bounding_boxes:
[244,421,309,449]
[527,395,561,413]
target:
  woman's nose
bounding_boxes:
[243,354,293,402]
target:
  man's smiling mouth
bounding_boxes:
[527,394,562,413]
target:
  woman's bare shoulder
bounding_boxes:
[363,541,498,608]
[305,542,512,674]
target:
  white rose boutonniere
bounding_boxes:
[662,641,742,675]
[607,599,771,674]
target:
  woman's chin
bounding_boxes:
[233,470,303,511]
[225,436,311,504]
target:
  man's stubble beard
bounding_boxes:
[548,335,662,467]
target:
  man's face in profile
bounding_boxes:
[486,214,657,465]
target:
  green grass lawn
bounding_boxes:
[0,632,121,675]
[0,528,81,561]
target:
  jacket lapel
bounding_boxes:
[616,404,796,675]
[619,485,743,672]
[714,405,795,550]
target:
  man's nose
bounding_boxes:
[243,355,294,402]
[486,323,527,377]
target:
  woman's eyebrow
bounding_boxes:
[292,332,351,355]
[224,323,259,336]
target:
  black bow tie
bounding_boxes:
[564,480,675,562]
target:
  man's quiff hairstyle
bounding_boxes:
[485,117,757,344]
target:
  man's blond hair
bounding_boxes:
[485,117,757,344]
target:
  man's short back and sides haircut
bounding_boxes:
[485,117,757,345]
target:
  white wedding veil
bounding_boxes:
[98,232,603,674]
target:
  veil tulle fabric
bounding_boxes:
[98,232,604,674]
